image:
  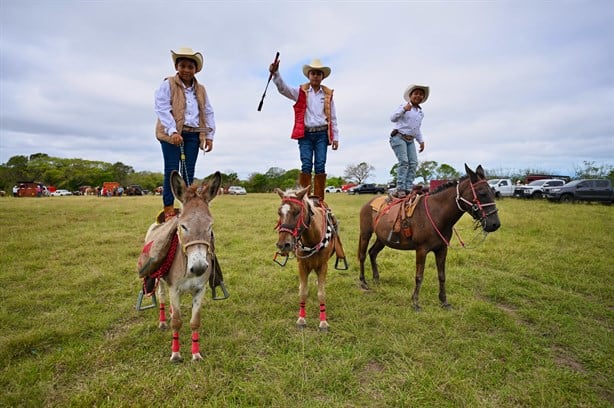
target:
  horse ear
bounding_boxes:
[465,164,478,183]
[296,185,311,200]
[170,170,187,203]
[274,188,285,198]
[475,165,486,179]
[204,171,222,202]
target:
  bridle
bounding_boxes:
[177,217,213,256]
[454,178,499,223]
[275,197,312,240]
[424,177,498,247]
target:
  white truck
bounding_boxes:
[488,179,514,197]
[514,178,566,199]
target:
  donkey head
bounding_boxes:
[170,170,221,277]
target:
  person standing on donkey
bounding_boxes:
[269,58,339,204]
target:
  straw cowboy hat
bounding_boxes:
[403,84,430,103]
[302,59,331,79]
[171,47,204,73]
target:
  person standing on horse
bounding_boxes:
[269,58,339,204]
[390,84,429,199]
[155,47,216,221]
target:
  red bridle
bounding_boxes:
[275,197,310,238]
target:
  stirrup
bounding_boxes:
[335,256,348,270]
[211,281,230,300]
[135,289,158,311]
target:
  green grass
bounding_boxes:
[0,194,612,407]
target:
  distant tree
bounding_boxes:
[327,176,345,187]
[433,164,460,180]
[344,162,374,184]
[573,160,613,180]
[415,160,438,183]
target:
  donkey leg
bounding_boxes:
[316,265,329,332]
[412,249,428,311]
[296,266,308,329]
[189,288,205,361]
[435,248,451,309]
[157,280,168,330]
[169,289,183,363]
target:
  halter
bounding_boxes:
[424,178,498,247]
[275,197,311,239]
[177,216,213,256]
[454,179,498,222]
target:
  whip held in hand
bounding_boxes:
[257,52,280,111]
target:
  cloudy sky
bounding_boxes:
[1,0,612,183]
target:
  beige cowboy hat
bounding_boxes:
[302,59,331,79]
[403,84,430,103]
[171,47,204,73]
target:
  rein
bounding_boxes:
[424,178,497,247]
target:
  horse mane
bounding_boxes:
[429,176,468,195]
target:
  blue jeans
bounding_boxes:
[389,134,418,191]
[160,132,200,206]
[298,130,328,174]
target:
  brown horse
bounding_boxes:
[358,164,501,310]
[156,170,221,362]
[274,186,345,331]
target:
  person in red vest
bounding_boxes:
[269,58,339,204]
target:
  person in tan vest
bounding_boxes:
[154,47,216,220]
[269,58,339,204]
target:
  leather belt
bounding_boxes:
[182,126,212,133]
[305,125,328,133]
[390,129,414,141]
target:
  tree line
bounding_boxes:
[1,153,611,194]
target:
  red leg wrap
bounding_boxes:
[299,302,306,318]
[319,303,327,321]
[159,303,166,322]
[191,332,200,355]
[172,332,180,353]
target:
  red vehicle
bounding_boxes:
[341,183,357,192]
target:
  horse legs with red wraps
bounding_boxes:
[316,265,329,332]
[411,248,428,311]
[296,266,308,329]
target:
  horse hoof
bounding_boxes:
[360,281,370,290]
[192,353,203,361]
[318,325,329,333]
[158,322,168,330]
[441,303,452,310]
[169,353,183,363]
[413,305,422,312]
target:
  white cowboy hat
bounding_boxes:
[302,59,331,79]
[403,84,430,103]
[171,47,204,73]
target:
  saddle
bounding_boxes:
[137,209,227,299]
[372,186,426,239]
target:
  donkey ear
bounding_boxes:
[170,170,187,203]
[204,171,222,202]
[274,188,285,198]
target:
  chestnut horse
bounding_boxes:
[156,170,221,362]
[358,164,501,310]
[274,186,345,331]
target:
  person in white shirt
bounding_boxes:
[154,47,216,221]
[269,58,339,203]
[390,84,429,198]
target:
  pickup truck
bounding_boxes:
[347,183,386,194]
[488,179,514,197]
[546,179,614,203]
[514,179,565,199]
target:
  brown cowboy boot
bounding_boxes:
[299,172,312,191]
[163,205,176,222]
[313,173,327,206]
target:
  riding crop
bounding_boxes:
[257,51,280,111]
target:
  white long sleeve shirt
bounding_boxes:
[390,104,424,144]
[272,72,339,141]
[154,79,216,139]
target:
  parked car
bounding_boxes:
[513,179,565,199]
[341,183,357,192]
[325,186,342,193]
[488,178,515,197]
[126,185,143,196]
[50,189,73,196]
[228,186,247,195]
[546,179,613,204]
[347,183,386,195]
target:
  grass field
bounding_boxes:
[0,193,612,407]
